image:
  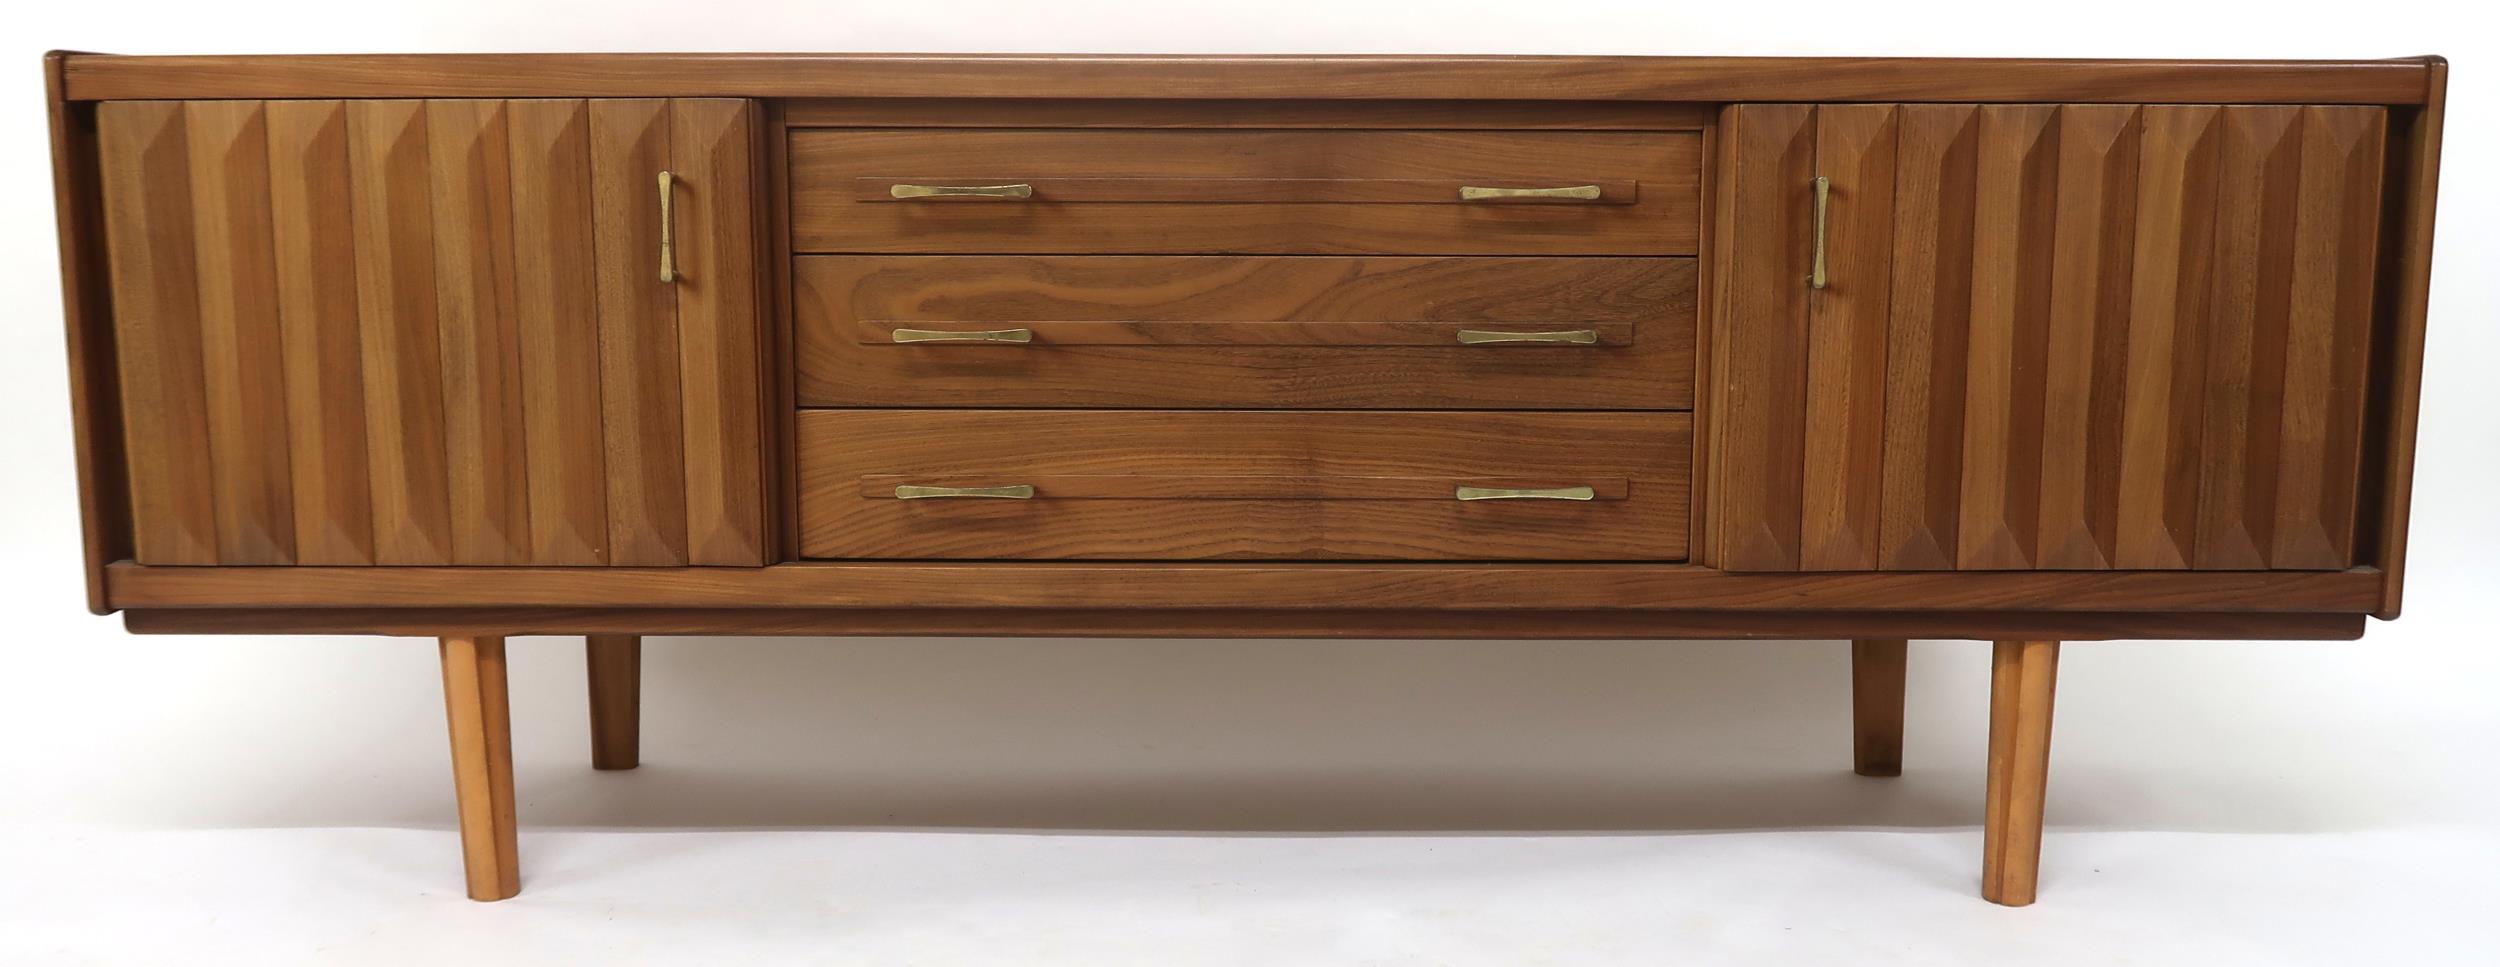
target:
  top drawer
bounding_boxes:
[789,129,1701,256]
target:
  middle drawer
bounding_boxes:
[796,255,1695,409]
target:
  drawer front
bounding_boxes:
[790,129,1701,255]
[797,255,1695,409]
[799,411,1690,560]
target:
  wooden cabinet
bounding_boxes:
[44,53,2449,908]
[95,98,768,566]
[1708,103,2388,572]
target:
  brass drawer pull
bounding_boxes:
[656,170,677,283]
[1809,175,1830,290]
[895,484,1036,500]
[892,328,1034,344]
[1454,485,1597,501]
[1455,329,1599,346]
[890,183,1035,199]
[1458,184,1602,201]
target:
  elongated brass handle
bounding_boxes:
[890,183,1035,199]
[891,328,1034,344]
[1809,175,1830,290]
[1455,329,1599,346]
[656,170,678,284]
[1459,185,1602,201]
[895,484,1036,500]
[1455,485,1597,501]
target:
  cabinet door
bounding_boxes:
[99,98,766,566]
[1709,103,2385,571]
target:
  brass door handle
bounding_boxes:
[892,328,1034,344]
[890,183,1035,199]
[656,170,677,284]
[894,485,1036,500]
[1809,175,1830,290]
[1459,185,1602,201]
[1455,329,1599,345]
[1454,486,1597,501]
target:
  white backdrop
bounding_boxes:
[3,2,2494,963]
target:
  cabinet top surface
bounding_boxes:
[48,51,2444,105]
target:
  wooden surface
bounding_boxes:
[1982,639,2060,906]
[1851,638,1909,777]
[57,53,2438,105]
[798,411,1690,560]
[101,561,2380,612]
[585,635,641,771]
[43,52,130,613]
[790,129,1699,255]
[92,97,767,566]
[130,607,2363,642]
[1711,103,2387,572]
[784,98,1713,130]
[796,256,1694,409]
[437,635,519,901]
[2368,61,2449,618]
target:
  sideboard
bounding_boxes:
[42,51,2449,906]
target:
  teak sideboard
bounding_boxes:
[42,51,2449,906]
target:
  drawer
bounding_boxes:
[796,256,1695,409]
[798,411,1690,560]
[788,129,1700,255]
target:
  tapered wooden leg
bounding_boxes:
[438,635,520,901]
[1981,639,2060,906]
[1851,638,1909,777]
[586,634,642,771]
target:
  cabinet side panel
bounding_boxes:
[427,100,533,564]
[2034,105,2140,569]
[346,100,454,564]
[2195,106,2303,568]
[1956,105,2060,570]
[1799,105,1897,570]
[98,101,219,564]
[589,99,690,565]
[2115,107,2223,569]
[265,100,375,565]
[1877,105,1980,570]
[1710,104,1815,571]
[670,99,768,565]
[507,99,610,565]
[2269,106,2385,569]
[182,101,296,565]
[2369,61,2447,617]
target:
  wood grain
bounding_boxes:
[1956,105,2059,570]
[796,256,1694,409]
[2369,59,2449,617]
[347,100,455,564]
[799,411,1689,561]
[265,101,375,565]
[790,129,1699,256]
[438,634,520,901]
[58,53,2437,106]
[1800,105,1898,569]
[181,101,295,564]
[2196,107,2304,569]
[1851,638,1909,777]
[1710,104,1815,570]
[2115,107,2223,569]
[427,100,532,564]
[98,101,218,564]
[670,99,768,566]
[1982,638,2059,907]
[588,99,689,565]
[2034,105,2139,569]
[507,99,609,565]
[44,51,133,611]
[784,97,1712,130]
[106,561,2385,614]
[1877,105,1981,570]
[2270,107,2384,570]
[585,634,641,770]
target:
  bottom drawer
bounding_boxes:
[798,410,1689,560]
